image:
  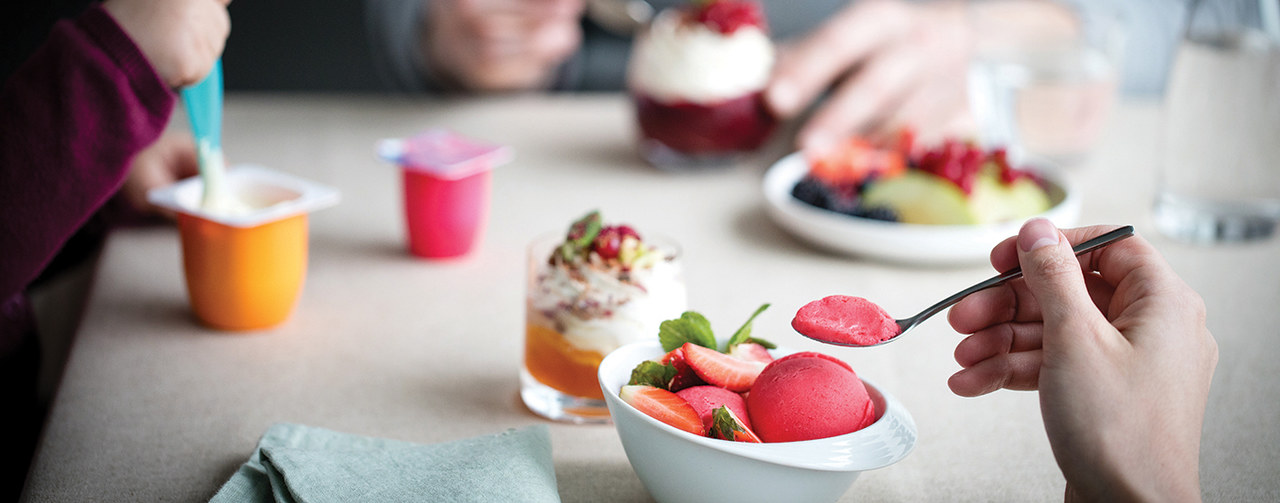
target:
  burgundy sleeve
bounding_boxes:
[0,4,175,302]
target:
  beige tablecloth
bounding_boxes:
[22,94,1280,502]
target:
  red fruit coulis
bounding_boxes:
[633,90,777,158]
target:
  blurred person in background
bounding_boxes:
[214,0,1182,149]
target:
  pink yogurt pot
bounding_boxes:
[377,130,512,258]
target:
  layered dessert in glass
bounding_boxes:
[522,210,687,423]
[628,0,777,167]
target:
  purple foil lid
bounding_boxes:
[377,129,512,180]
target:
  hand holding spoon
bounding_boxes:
[793,225,1136,347]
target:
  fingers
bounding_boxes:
[1014,218,1115,344]
[954,322,1044,367]
[949,271,1114,333]
[794,46,920,152]
[948,349,1042,397]
[764,0,910,119]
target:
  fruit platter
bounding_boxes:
[762,134,1081,264]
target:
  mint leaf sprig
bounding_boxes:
[657,304,775,353]
[628,360,677,389]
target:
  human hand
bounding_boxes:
[765,0,974,153]
[103,0,231,88]
[948,219,1217,502]
[422,0,585,92]
[118,132,200,219]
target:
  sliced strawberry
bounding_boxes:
[660,347,705,392]
[708,406,762,443]
[676,385,751,432]
[808,137,906,187]
[681,342,766,392]
[620,385,705,436]
[893,127,915,158]
[726,342,773,365]
[770,351,853,373]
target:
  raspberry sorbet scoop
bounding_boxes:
[792,295,900,346]
[746,355,877,442]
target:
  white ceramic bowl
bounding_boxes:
[599,341,916,503]
[762,152,1081,265]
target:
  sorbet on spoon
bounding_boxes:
[793,225,1136,347]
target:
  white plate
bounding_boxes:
[762,152,1081,265]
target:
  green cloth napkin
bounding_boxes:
[209,423,559,503]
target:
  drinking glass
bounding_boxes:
[1153,0,1280,243]
[967,1,1126,167]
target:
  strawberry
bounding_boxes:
[660,347,706,392]
[693,0,767,35]
[681,342,766,392]
[675,385,751,432]
[726,342,773,365]
[808,137,906,187]
[892,126,916,159]
[708,406,762,443]
[620,385,706,436]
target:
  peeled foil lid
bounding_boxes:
[377,129,513,180]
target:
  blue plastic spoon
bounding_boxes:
[181,60,232,210]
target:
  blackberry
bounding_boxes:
[845,205,899,222]
[791,176,834,209]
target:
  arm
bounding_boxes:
[0,4,175,302]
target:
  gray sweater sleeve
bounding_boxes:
[365,0,433,92]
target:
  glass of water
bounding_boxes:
[967,1,1126,167]
[1153,0,1280,243]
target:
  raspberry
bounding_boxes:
[593,226,626,259]
[693,0,766,35]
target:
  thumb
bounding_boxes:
[1015,219,1107,336]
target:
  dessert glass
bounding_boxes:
[147,166,340,330]
[627,8,777,168]
[521,232,686,423]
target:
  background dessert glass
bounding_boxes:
[627,7,777,169]
[1153,0,1280,243]
[521,233,686,423]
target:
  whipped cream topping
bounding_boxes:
[628,9,775,104]
[531,253,687,356]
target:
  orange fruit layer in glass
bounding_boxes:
[524,323,606,400]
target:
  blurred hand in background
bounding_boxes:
[422,0,586,91]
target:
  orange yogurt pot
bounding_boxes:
[148,166,340,330]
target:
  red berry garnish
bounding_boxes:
[593,226,625,259]
[616,224,641,241]
[693,0,766,35]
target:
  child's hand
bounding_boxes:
[103,0,231,88]
[948,219,1217,501]
[118,133,199,219]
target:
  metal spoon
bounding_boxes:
[811,225,1136,347]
